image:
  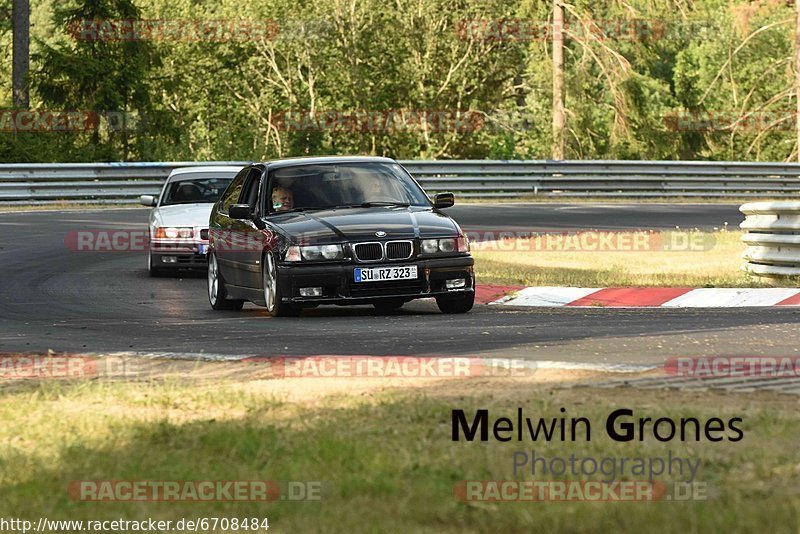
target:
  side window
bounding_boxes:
[239,169,263,213]
[219,168,249,214]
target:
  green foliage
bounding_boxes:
[0,0,798,161]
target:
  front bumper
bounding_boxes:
[151,240,209,269]
[151,251,207,268]
[149,226,210,269]
[277,255,474,305]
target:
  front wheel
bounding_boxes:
[435,292,475,314]
[262,252,301,317]
[208,251,244,311]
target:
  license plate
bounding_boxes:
[354,265,418,283]
[198,243,207,255]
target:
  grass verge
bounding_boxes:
[0,363,797,532]
[472,229,787,287]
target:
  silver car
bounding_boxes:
[139,166,242,276]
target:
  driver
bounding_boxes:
[362,176,387,200]
[271,186,294,212]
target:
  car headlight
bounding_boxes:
[154,227,193,239]
[284,244,344,262]
[439,239,456,253]
[421,239,439,254]
[285,246,302,262]
[421,237,469,254]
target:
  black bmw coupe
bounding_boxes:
[207,156,475,316]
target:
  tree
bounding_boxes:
[32,0,172,160]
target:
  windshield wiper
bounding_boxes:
[330,202,411,210]
[363,201,409,207]
[360,201,410,208]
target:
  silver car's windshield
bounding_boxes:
[160,176,234,206]
[267,162,430,213]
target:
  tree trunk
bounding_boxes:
[552,0,565,160]
[12,0,30,109]
[796,0,800,161]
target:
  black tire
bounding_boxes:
[435,291,475,314]
[262,252,301,317]
[373,298,405,312]
[208,251,244,311]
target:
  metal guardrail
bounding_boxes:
[0,162,249,204]
[740,202,800,278]
[2,160,800,204]
[405,160,800,198]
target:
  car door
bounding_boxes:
[212,167,248,286]
[236,168,268,289]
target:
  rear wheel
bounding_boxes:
[262,252,301,317]
[435,291,475,314]
[208,251,244,311]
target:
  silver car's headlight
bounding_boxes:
[285,244,344,261]
[154,227,193,239]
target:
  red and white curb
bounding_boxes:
[68,352,659,374]
[488,286,800,308]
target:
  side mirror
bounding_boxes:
[229,204,253,220]
[139,195,157,207]
[433,192,455,209]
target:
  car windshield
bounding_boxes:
[160,175,234,206]
[267,162,430,213]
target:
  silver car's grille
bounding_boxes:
[354,242,383,261]
[386,241,413,260]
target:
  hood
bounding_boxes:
[153,203,215,228]
[268,207,461,243]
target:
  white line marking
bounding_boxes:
[535,361,659,373]
[492,286,600,307]
[661,288,800,307]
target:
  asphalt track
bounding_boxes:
[0,203,797,365]
[452,202,740,231]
